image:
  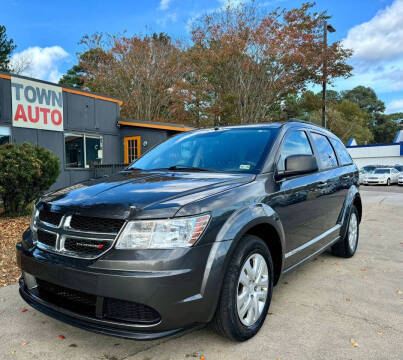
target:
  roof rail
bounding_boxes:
[287,118,328,131]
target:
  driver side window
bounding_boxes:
[277,130,313,172]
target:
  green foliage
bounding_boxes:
[311,99,373,144]
[58,64,85,89]
[341,86,385,116]
[385,112,403,123]
[370,114,399,143]
[0,143,60,216]
[0,25,16,72]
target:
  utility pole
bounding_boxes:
[322,21,336,128]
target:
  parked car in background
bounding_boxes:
[17,121,362,341]
[359,168,374,184]
[363,168,400,186]
[393,165,403,173]
[398,173,403,186]
[362,165,378,173]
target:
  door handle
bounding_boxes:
[341,175,350,180]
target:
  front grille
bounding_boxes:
[104,298,161,324]
[36,279,97,317]
[70,215,125,233]
[34,279,161,324]
[64,238,112,256]
[37,230,57,247]
[39,210,63,226]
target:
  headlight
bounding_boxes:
[30,207,39,232]
[30,207,39,244]
[115,215,210,249]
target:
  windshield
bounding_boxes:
[374,169,390,174]
[130,128,279,174]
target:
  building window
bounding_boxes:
[0,126,11,146]
[65,133,103,168]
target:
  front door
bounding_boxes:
[124,136,141,164]
[269,129,325,269]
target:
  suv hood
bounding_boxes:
[40,170,254,219]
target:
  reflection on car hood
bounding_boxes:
[39,170,255,219]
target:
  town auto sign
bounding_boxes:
[11,77,63,131]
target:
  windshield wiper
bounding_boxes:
[148,165,211,172]
[168,165,211,172]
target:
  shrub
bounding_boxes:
[0,142,60,216]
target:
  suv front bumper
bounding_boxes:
[16,238,228,340]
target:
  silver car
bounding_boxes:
[363,168,400,186]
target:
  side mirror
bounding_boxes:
[277,154,318,179]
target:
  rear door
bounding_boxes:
[308,132,347,233]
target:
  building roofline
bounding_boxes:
[0,72,123,106]
[118,119,194,132]
[347,142,402,148]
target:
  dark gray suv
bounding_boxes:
[17,121,361,341]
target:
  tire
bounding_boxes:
[387,178,391,186]
[331,206,359,258]
[212,235,274,341]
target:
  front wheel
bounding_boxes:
[331,206,359,258]
[387,178,391,186]
[212,235,273,341]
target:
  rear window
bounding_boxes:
[310,132,338,169]
[330,138,353,166]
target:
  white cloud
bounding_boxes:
[159,0,172,10]
[10,46,69,83]
[218,0,248,7]
[343,0,403,64]
[157,12,177,26]
[386,99,403,113]
[338,0,403,94]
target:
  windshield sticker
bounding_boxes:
[239,164,251,170]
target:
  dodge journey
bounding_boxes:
[17,121,362,341]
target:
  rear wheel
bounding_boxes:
[212,235,273,341]
[331,206,359,258]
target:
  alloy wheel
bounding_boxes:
[236,253,269,327]
[348,212,358,251]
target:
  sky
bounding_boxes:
[1,0,403,113]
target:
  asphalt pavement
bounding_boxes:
[0,187,402,360]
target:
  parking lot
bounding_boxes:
[0,187,402,360]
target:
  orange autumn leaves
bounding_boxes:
[78,2,352,127]
[0,216,30,287]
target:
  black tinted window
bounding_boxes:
[330,138,353,166]
[310,132,338,169]
[277,131,313,172]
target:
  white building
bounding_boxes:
[346,130,403,169]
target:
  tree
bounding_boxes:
[59,64,85,88]
[0,143,60,216]
[184,2,353,125]
[0,25,16,72]
[78,32,189,123]
[311,99,372,144]
[370,114,399,143]
[341,86,385,117]
[385,112,403,124]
